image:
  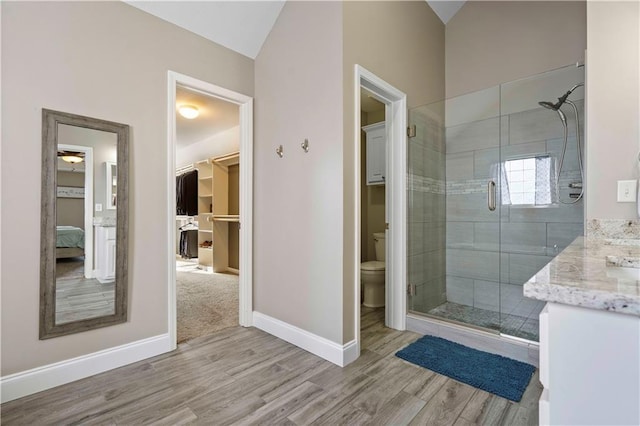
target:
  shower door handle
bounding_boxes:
[487,180,496,211]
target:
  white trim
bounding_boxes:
[59,144,94,279]
[0,334,171,403]
[238,99,254,327]
[354,66,407,346]
[253,312,358,367]
[167,71,254,349]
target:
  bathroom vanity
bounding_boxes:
[524,237,640,426]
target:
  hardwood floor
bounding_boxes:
[1,307,542,425]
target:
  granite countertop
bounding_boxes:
[93,216,116,227]
[523,236,640,316]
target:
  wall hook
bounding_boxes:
[301,138,310,153]
[276,145,284,158]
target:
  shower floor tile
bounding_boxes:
[426,301,539,341]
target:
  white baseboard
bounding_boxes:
[253,312,357,367]
[0,333,172,403]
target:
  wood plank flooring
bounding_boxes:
[1,307,542,425]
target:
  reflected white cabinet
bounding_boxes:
[95,225,116,283]
[363,122,386,186]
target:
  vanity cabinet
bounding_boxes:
[95,225,116,283]
[363,122,386,186]
[539,302,640,425]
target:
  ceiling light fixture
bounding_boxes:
[178,105,199,119]
[61,155,84,164]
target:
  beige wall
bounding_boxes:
[254,2,345,343]
[446,1,587,98]
[1,1,253,375]
[56,171,85,229]
[343,1,445,342]
[176,125,240,168]
[586,1,640,220]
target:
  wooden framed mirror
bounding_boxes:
[40,109,129,339]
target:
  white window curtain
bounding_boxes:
[535,156,558,205]
[491,162,511,205]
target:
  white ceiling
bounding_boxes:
[125,1,286,59]
[426,1,466,24]
[176,86,239,148]
[125,1,463,60]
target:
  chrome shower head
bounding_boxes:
[539,101,559,110]
[539,100,567,125]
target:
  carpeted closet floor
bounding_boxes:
[176,267,239,344]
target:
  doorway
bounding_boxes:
[354,66,407,353]
[167,72,254,349]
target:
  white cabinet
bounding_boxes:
[539,302,640,425]
[95,225,116,283]
[363,122,386,186]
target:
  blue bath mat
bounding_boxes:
[396,335,535,402]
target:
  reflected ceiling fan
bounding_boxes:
[57,150,85,164]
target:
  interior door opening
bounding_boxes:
[354,65,408,357]
[167,72,254,349]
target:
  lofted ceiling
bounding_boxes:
[125,1,286,59]
[125,1,463,60]
[133,1,463,148]
[427,1,466,24]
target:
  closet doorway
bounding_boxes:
[167,72,253,348]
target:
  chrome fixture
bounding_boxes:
[276,145,284,158]
[301,139,309,153]
[539,83,585,204]
[538,83,583,112]
[487,180,496,211]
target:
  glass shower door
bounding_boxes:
[407,64,584,343]
[497,64,585,340]
[407,100,447,315]
[408,87,505,334]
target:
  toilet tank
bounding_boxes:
[373,232,386,261]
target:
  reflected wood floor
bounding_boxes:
[1,307,541,425]
[56,278,115,324]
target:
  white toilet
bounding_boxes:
[361,232,386,308]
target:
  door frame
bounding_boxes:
[167,71,254,348]
[354,65,407,345]
[58,143,94,279]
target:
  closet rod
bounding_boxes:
[176,164,194,175]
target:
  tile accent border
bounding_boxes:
[408,175,445,194]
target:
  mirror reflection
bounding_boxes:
[55,125,117,324]
[41,109,128,339]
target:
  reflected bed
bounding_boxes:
[56,225,84,259]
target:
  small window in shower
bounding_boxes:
[499,155,556,206]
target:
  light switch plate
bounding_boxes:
[617,180,637,202]
[95,203,103,212]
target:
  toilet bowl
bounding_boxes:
[361,232,385,308]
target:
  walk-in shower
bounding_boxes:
[407,64,585,342]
